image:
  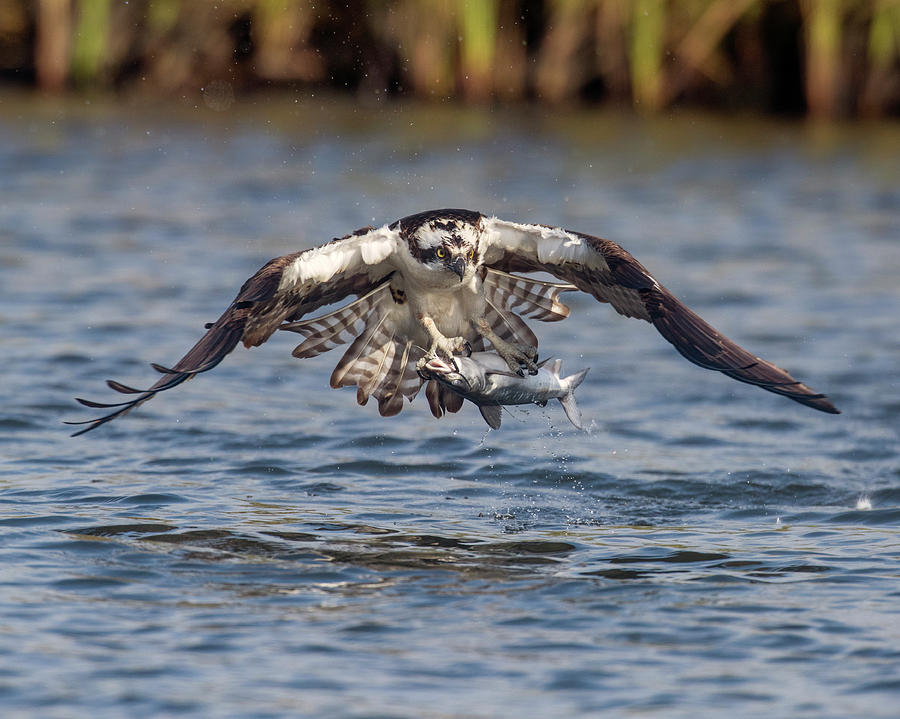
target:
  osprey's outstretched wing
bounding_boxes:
[67,226,402,435]
[481,217,839,414]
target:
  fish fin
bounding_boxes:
[478,405,503,429]
[557,393,583,431]
[549,358,563,376]
[558,368,589,430]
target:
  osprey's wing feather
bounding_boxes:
[281,281,426,416]
[281,282,393,359]
[482,268,575,322]
[482,217,839,414]
[67,225,402,435]
[480,268,575,348]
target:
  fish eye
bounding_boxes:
[436,247,447,259]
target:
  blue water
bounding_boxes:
[1,96,899,718]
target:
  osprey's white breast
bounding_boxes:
[390,244,485,341]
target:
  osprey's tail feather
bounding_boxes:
[374,341,425,417]
[330,315,426,416]
[425,378,465,419]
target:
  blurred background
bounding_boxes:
[2,0,899,117]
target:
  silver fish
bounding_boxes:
[420,351,589,430]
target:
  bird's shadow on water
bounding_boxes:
[63,520,579,581]
[59,511,887,596]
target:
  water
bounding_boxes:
[1,94,899,718]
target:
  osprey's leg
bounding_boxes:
[415,315,469,370]
[474,317,538,377]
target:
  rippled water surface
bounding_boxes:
[2,95,899,718]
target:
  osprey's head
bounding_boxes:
[398,209,484,282]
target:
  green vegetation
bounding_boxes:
[3,0,899,116]
[70,0,110,86]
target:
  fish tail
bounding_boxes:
[563,367,589,392]
[558,367,589,430]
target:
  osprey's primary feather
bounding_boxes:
[68,208,838,435]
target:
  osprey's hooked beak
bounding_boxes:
[449,255,466,281]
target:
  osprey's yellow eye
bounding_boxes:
[436,247,447,259]
[467,249,475,261]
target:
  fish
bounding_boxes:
[419,351,589,430]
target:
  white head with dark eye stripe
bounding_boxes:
[403,211,484,282]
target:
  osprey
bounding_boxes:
[68,208,839,435]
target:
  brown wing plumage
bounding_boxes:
[68,227,400,435]
[483,217,839,414]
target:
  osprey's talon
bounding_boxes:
[436,335,468,359]
[472,316,539,375]
[416,334,469,372]
[494,341,538,377]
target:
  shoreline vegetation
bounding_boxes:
[2,1,898,118]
